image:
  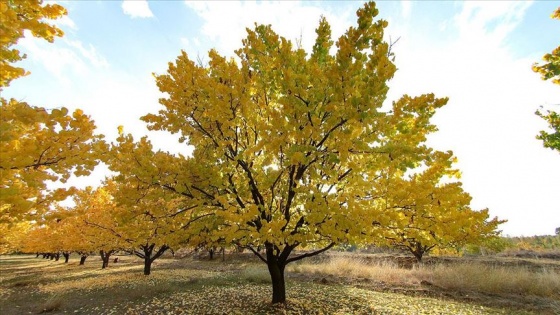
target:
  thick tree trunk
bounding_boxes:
[136,244,169,276]
[412,250,423,263]
[265,245,289,304]
[267,259,286,304]
[209,248,214,260]
[63,252,70,263]
[143,257,152,276]
[100,250,112,269]
[36,253,40,258]
[49,253,55,260]
[79,255,87,265]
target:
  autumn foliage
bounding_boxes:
[3,0,504,306]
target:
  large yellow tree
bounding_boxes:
[142,2,449,303]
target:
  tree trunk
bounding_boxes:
[100,250,112,269]
[63,252,70,263]
[267,259,286,304]
[135,244,169,276]
[410,243,426,263]
[79,255,87,265]
[143,256,152,276]
[36,253,40,258]
[209,248,214,260]
[50,253,55,260]
[265,245,288,304]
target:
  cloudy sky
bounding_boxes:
[4,1,559,236]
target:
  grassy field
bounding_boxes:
[1,252,558,314]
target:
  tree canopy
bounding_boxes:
[1,0,504,306]
[139,1,475,303]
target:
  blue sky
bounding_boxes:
[4,1,559,236]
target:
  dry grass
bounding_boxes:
[288,256,560,298]
[289,256,421,285]
[39,294,63,313]
[423,263,560,298]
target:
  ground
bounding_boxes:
[0,251,558,314]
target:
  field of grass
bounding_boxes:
[1,252,558,314]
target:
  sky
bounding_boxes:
[3,0,559,236]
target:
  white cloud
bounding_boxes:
[67,40,109,69]
[17,31,109,84]
[122,0,154,19]
[454,1,533,45]
[401,1,412,20]
[53,15,78,31]
[184,1,354,57]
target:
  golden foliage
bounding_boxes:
[0,0,67,88]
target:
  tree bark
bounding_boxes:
[54,253,60,261]
[79,255,87,265]
[143,256,152,276]
[100,250,112,269]
[135,244,169,276]
[267,259,286,304]
[265,244,288,304]
[63,252,70,263]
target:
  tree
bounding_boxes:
[67,185,126,268]
[103,133,214,275]
[0,101,105,225]
[1,0,105,232]
[535,109,559,152]
[0,221,31,254]
[142,2,448,303]
[533,7,559,152]
[374,151,504,262]
[0,0,66,88]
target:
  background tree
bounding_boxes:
[102,133,213,275]
[0,221,31,254]
[1,0,105,247]
[0,0,67,88]
[0,102,105,224]
[142,2,449,303]
[68,185,127,268]
[533,7,559,152]
[373,151,504,262]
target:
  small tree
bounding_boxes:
[375,151,504,262]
